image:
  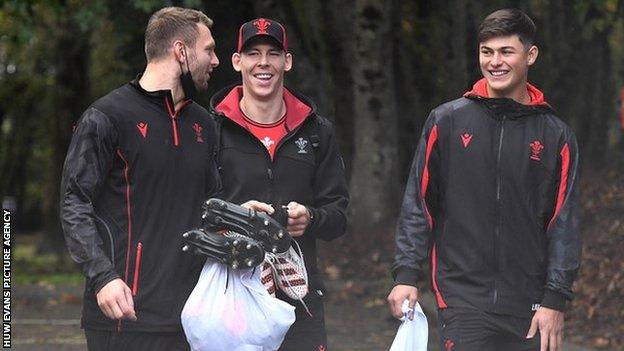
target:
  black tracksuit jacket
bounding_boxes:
[60,79,221,332]
[392,80,581,318]
[210,85,349,293]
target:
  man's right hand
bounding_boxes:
[96,278,137,321]
[387,284,419,319]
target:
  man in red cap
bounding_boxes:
[210,18,349,350]
[387,8,581,351]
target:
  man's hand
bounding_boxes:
[526,307,564,351]
[240,200,274,214]
[387,284,419,320]
[96,278,137,321]
[286,202,310,237]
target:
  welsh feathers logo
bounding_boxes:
[261,136,275,150]
[295,137,308,154]
[529,140,544,161]
[253,19,271,34]
[193,123,204,143]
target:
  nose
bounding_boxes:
[211,53,220,68]
[258,53,269,66]
[491,52,503,66]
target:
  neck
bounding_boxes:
[239,87,286,124]
[486,80,531,105]
[139,60,187,109]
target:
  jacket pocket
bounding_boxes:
[132,242,143,296]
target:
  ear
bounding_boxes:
[284,52,293,72]
[231,52,242,72]
[173,40,186,63]
[527,45,539,66]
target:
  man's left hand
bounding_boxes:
[286,201,310,237]
[526,307,564,351]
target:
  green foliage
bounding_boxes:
[13,240,83,284]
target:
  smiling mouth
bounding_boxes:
[253,73,273,81]
[489,70,509,77]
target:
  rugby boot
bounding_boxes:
[202,198,291,254]
[181,228,265,269]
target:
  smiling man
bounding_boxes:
[210,18,349,350]
[60,7,221,351]
[387,8,581,351]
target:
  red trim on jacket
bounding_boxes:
[431,245,447,308]
[116,148,132,332]
[132,242,143,296]
[548,143,570,230]
[464,78,548,106]
[164,97,191,147]
[421,125,438,229]
[214,86,312,132]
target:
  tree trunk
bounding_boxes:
[38,16,89,254]
[349,0,399,236]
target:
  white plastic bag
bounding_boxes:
[388,300,428,351]
[182,261,296,351]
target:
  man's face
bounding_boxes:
[479,34,538,99]
[186,24,220,91]
[231,39,292,100]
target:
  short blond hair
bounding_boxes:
[144,7,213,62]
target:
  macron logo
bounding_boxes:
[460,133,473,148]
[137,122,148,138]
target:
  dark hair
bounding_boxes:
[144,7,213,62]
[478,8,536,47]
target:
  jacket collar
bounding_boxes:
[210,84,315,131]
[130,74,192,116]
[463,78,554,118]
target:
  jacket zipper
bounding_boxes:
[132,242,143,296]
[493,115,506,306]
[164,97,191,147]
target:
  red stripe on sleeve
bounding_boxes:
[420,125,438,229]
[548,143,570,230]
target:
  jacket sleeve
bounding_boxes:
[303,121,349,241]
[391,112,440,286]
[59,107,120,293]
[541,129,582,311]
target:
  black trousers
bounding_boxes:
[279,288,327,351]
[437,307,540,351]
[84,329,190,351]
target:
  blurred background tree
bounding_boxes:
[1,0,622,252]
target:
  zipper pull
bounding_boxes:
[267,168,273,180]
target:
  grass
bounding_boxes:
[13,235,84,285]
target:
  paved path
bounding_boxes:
[12,283,595,350]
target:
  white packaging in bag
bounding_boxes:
[182,261,296,351]
[389,299,428,351]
